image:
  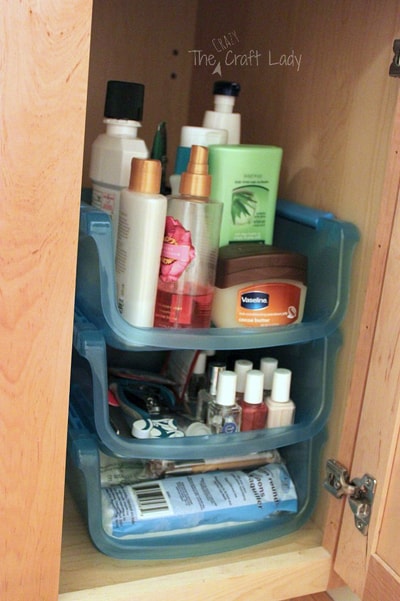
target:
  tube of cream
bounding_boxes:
[101,463,297,537]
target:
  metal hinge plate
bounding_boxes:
[389,39,400,77]
[324,458,377,536]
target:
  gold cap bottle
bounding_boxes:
[179,145,211,198]
[129,158,161,194]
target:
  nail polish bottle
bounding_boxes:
[259,356,278,400]
[234,358,253,402]
[240,369,268,431]
[195,361,226,422]
[265,368,296,428]
[207,370,241,434]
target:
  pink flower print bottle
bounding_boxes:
[154,145,223,328]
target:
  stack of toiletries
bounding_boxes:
[66,76,358,559]
[103,351,296,440]
[88,79,307,331]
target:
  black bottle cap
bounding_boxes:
[213,81,241,96]
[104,81,145,121]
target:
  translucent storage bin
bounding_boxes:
[75,198,359,350]
[71,308,341,460]
[66,403,328,560]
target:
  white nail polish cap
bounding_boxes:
[271,368,292,403]
[216,370,237,406]
[244,369,264,404]
[260,357,278,390]
[193,351,207,374]
[234,359,253,393]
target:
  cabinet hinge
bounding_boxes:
[324,458,376,536]
[389,39,400,77]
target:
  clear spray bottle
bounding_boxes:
[154,145,223,328]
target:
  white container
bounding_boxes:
[89,81,149,252]
[202,81,241,144]
[115,158,167,327]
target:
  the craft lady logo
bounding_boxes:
[188,29,302,76]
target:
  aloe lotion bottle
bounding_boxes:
[208,145,283,246]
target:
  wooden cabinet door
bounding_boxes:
[331,92,400,598]
[363,429,400,601]
[1,2,92,601]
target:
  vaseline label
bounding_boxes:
[241,291,269,310]
[236,283,301,326]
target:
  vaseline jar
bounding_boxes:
[211,243,307,328]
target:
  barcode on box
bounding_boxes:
[132,482,171,516]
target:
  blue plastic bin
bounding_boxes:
[75,199,359,350]
[66,403,328,560]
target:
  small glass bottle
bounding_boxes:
[234,358,253,402]
[195,361,226,422]
[259,356,278,401]
[207,370,242,434]
[185,351,208,416]
[265,368,296,428]
[240,369,267,431]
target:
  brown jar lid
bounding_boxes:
[215,243,307,288]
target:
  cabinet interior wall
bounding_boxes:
[81,0,400,532]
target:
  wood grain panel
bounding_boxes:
[364,556,400,601]
[81,0,198,188]
[375,429,400,573]
[333,156,400,593]
[289,595,332,601]
[0,2,92,600]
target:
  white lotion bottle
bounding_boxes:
[265,368,296,428]
[202,81,241,144]
[115,158,167,327]
[89,81,149,252]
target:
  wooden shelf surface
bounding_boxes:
[59,489,331,601]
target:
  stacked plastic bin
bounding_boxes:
[67,197,359,559]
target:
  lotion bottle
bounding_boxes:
[207,370,242,434]
[265,368,296,428]
[154,145,223,328]
[240,369,268,431]
[115,158,167,327]
[202,81,241,144]
[89,81,149,252]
